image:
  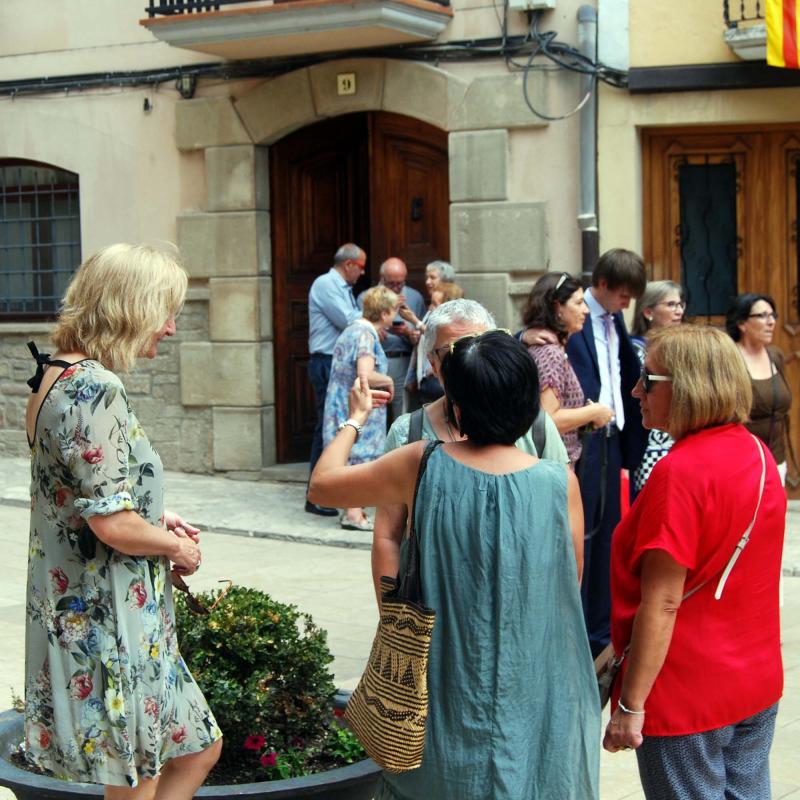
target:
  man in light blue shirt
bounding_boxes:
[358,257,426,424]
[306,243,365,515]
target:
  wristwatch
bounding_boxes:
[337,418,364,440]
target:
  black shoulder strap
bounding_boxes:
[26,341,74,393]
[398,440,442,602]
[406,407,425,445]
[532,408,547,457]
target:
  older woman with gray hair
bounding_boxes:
[629,280,685,490]
[402,260,457,409]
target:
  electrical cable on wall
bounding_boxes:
[0,7,628,104]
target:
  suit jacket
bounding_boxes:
[566,311,647,472]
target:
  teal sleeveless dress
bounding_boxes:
[376,447,600,800]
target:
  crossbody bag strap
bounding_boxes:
[617,435,768,660]
[398,440,442,602]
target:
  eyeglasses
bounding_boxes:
[430,328,512,361]
[640,366,672,393]
[656,300,686,310]
[748,311,778,322]
[172,575,233,615]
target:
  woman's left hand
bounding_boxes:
[164,510,201,543]
[603,707,645,753]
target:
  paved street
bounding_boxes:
[0,457,797,798]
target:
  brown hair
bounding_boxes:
[592,248,647,297]
[648,325,752,440]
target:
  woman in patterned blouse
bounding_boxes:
[520,273,613,465]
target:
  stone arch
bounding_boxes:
[233,58,467,144]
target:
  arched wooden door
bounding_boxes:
[271,112,449,463]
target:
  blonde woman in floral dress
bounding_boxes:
[23,244,222,799]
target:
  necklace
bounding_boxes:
[443,411,459,443]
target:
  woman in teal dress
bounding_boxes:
[322,285,398,531]
[24,244,221,799]
[310,330,600,799]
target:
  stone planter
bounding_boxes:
[0,709,381,800]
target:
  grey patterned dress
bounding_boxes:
[25,359,220,787]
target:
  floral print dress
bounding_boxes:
[321,320,388,464]
[25,360,220,787]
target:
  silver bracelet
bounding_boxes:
[337,418,363,440]
[618,701,645,716]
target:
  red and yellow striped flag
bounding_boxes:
[767,0,800,68]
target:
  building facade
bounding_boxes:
[597,0,800,492]
[1,0,601,471]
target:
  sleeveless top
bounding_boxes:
[376,447,600,800]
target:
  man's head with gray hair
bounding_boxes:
[425,260,456,283]
[334,243,364,265]
[422,299,496,356]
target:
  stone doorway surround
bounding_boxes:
[175,58,549,471]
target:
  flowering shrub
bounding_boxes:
[175,586,365,785]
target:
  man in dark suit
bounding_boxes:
[566,249,648,657]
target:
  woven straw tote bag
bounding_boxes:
[345,440,439,773]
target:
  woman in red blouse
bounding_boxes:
[603,325,786,799]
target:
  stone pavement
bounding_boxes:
[0,455,797,799]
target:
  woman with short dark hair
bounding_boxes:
[726,292,795,486]
[521,272,613,465]
[310,330,600,800]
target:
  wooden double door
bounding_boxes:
[643,125,800,492]
[271,111,449,463]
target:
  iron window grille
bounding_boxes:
[0,160,81,320]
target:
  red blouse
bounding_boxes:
[610,423,785,735]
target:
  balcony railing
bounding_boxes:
[142,0,452,59]
[723,0,765,28]
[146,0,448,15]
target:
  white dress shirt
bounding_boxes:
[585,288,625,430]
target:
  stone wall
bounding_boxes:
[0,292,213,472]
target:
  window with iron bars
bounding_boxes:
[0,160,81,319]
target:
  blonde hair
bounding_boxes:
[432,283,464,304]
[52,243,188,372]
[648,325,752,441]
[361,286,398,322]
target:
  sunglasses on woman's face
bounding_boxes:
[172,574,233,615]
[640,366,672,393]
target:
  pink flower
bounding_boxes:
[81,447,103,465]
[55,487,72,508]
[244,734,266,752]
[260,751,278,768]
[58,366,77,381]
[143,697,160,718]
[128,581,147,609]
[68,672,93,700]
[49,567,69,596]
[38,728,51,749]
[171,725,187,744]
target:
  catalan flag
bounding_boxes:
[767,0,800,68]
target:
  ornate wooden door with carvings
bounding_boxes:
[271,112,449,463]
[643,126,800,493]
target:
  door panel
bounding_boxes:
[270,111,450,463]
[369,112,450,291]
[270,114,369,463]
[643,126,800,493]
